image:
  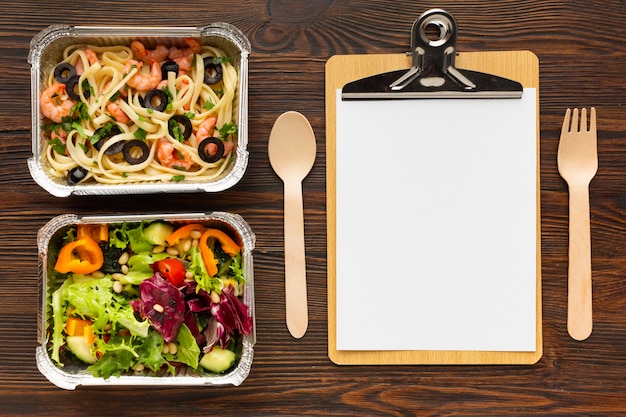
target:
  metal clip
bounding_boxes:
[341,9,523,100]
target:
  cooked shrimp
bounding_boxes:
[50,126,68,143]
[40,83,75,123]
[195,117,235,159]
[75,48,98,74]
[168,38,201,59]
[156,137,194,170]
[131,41,169,63]
[106,101,130,124]
[85,49,98,64]
[205,139,234,157]
[173,55,193,73]
[124,59,161,91]
[195,117,218,140]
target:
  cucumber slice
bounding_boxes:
[66,335,97,364]
[199,346,236,373]
[143,221,174,246]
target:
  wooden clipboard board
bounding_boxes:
[325,50,542,365]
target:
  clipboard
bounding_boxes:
[326,9,542,365]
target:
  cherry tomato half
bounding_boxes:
[151,258,186,287]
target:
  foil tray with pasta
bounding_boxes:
[28,24,250,197]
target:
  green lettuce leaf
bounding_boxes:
[110,221,155,254]
[164,324,200,369]
[119,252,169,285]
[88,347,135,379]
[137,329,170,373]
[50,277,73,365]
[188,245,220,293]
[65,277,149,338]
[127,222,156,254]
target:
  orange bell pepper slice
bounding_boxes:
[165,223,207,246]
[77,224,109,242]
[199,229,241,277]
[54,236,104,275]
[65,317,95,345]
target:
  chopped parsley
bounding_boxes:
[89,122,116,145]
[134,128,147,141]
[209,56,230,65]
[168,119,185,143]
[82,80,94,98]
[49,137,66,154]
[162,87,174,111]
[71,122,87,139]
[218,122,238,139]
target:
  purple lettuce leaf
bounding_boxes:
[130,273,186,342]
[202,285,253,351]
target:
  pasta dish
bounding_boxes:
[39,38,239,185]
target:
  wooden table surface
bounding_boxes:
[2,0,626,415]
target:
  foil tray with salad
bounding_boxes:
[37,213,255,388]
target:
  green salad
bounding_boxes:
[46,220,252,379]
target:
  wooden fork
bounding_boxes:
[557,107,598,341]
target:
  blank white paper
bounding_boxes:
[335,88,537,351]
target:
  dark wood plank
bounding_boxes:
[2,0,626,415]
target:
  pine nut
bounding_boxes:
[118,251,129,265]
[185,271,194,280]
[121,264,129,274]
[190,230,202,239]
[166,246,179,256]
[181,239,192,253]
[111,273,124,281]
[91,270,105,278]
[210,291,221,304]
[152,245,165,254]
[113,280,123,293]
[153,303,164,313]
[161,343,169,354]
[168,342,178,355]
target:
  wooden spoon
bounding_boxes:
[268,111,317,338]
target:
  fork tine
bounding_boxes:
[562,108,571,133]
[590,107,597,133]
[580,108,588,131]
[570,108,579,132]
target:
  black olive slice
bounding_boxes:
[65,75,90,101]
[93,125,123,154]
[168,115,192,141]
[198,137,225,163]
[122,140,150,165]
[143,89,169,112]
[161,60,179,80]
[67,166,88,185]
[105,141,126,156]
[54,63,76,84]
[203,57,223,85]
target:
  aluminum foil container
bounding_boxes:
[36,212,256,389]
[28,24,250,197]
